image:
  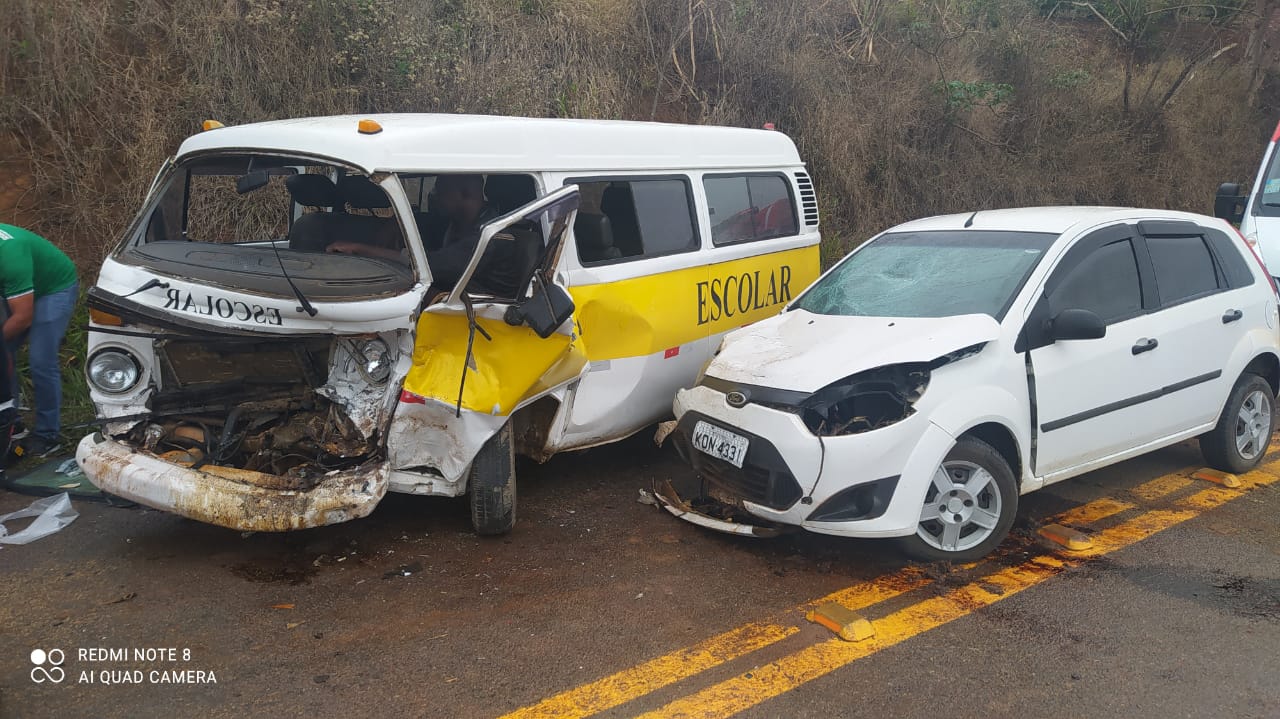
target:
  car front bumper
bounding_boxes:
[670,384,956,538]
[77,433,389,532]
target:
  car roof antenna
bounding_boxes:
[964,211,978,228]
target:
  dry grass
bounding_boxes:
[0,0,1276,265]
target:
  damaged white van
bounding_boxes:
[77,114,820,534]
[662,207,1280,560]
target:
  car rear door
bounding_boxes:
[1131,220,1266,434]
[1024,223,1168,478]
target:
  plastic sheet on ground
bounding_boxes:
[0,492,79,545]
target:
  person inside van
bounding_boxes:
[326,174,506,291]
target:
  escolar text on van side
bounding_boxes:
[696,266,792,325]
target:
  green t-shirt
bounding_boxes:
[0,224,77,299]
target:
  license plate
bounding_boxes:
[692,420,750,469]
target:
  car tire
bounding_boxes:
[898,436,1018,563]
[469,422,517,536]
[1199,373,1274,474]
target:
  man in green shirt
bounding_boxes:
[1,224,78,458]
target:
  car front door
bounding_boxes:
[1024,223,1167,478]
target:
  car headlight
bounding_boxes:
[784,343,986,437]
[88,349,141,394]
[357,338,393,384]
[792,363,931,437]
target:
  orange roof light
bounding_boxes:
[358,118,383,135]
[202,120,224,131]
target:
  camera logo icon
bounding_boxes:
[30,648,65,684]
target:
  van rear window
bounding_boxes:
[703,174,798,245]
[569,177,700,265]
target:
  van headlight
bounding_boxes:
[88,349,142,394]
[357,338,393,384]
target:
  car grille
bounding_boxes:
[673,413,803,511]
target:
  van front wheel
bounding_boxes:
[469,422,517,535]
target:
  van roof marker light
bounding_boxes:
[201,120,224,131]
[763,122,776,130]
[358,119,383,135]
[1272,118,1280,142]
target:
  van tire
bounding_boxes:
[469,422,517,535]
[898,436,1018,563]
[1200,373,1274,474]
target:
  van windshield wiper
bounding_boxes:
[269,241,318,317]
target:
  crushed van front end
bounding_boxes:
[78,285,415,531]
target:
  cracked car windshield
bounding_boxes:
[792,230,1057,319]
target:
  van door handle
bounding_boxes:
[1222,309,1243,324]
[1132,338,1159,355]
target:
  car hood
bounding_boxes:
[704,310,1002,393]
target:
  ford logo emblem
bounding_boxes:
[725,391,748,408]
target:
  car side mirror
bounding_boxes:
[504,278,575,339]
[1214,182,1247,225]
[236,170,271,194]
[1050,308,1106,341]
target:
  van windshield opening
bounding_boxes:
[791,230,1056,320]
[118,155,415,301]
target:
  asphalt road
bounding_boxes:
[1,430,1277,719]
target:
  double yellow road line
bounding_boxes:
[501,460,1280,719]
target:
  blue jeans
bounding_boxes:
[7,282,77,442]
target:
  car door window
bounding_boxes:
[1146,234,1221,306]
[1050,238,1144,323]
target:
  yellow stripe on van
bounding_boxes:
[403,244,818,415]
[570,245,820,361]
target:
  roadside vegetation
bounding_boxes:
[0,0,1277,437]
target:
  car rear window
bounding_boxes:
[792,230,1056,320]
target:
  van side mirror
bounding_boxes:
[504,278,575,338]
[1214,182,1247,225]
[1050,309,1106,341]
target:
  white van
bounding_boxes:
[1215,118,1280,274]
[76,114,821,534]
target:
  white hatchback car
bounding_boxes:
[662,208,1280,560]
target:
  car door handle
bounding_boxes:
[1222,309,1243,324]
[1132,338,1159,355]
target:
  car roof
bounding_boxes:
[176,114,805,174]
[889,207,1223,238]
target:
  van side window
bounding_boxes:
[1051,238,1144,324]
[703,174,798,245]
[569,177,699,265]
[1146,235,1221,306]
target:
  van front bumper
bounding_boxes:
[76,433,388,532]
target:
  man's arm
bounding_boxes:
[3,293,33,341]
